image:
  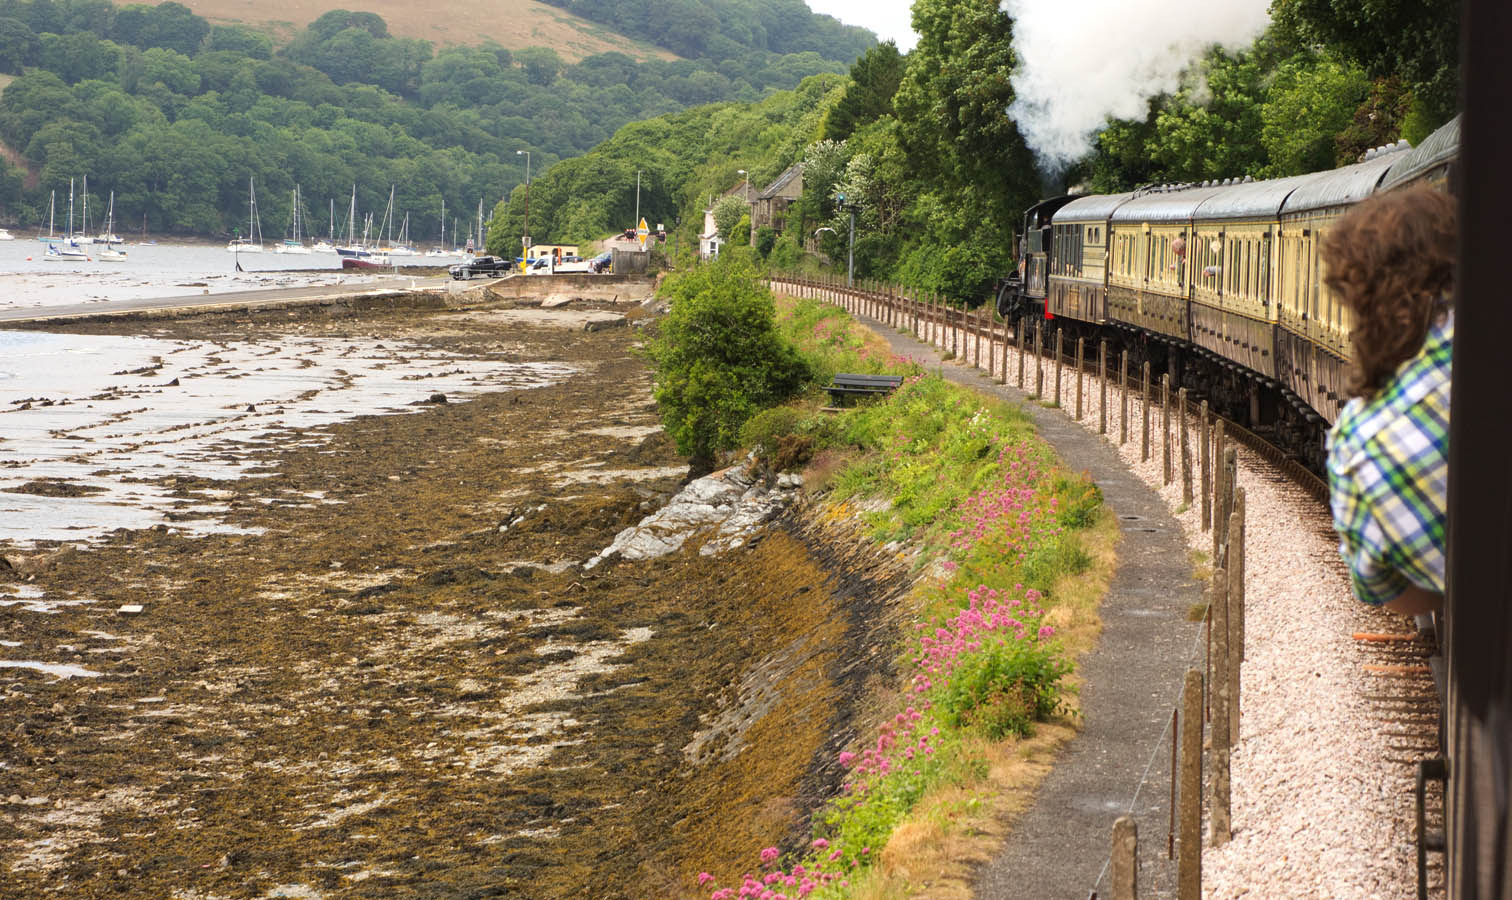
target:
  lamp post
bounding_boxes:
[516,149,530,259]
[836,193,857,288]
[635,169,642,232]
[847,208,855,287]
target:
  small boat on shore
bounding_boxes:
[340,251,392,270]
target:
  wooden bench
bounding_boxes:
[827,373,904,406]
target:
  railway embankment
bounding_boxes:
[825,288,1439,899]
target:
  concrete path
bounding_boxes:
[858,314,1203,900]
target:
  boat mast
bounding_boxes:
[381,185,395,248]
[67,178,74,240]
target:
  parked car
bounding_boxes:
[525,255,594,275]
[590,251,612,273]
[449,255,511,280]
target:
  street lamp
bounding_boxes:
[835,193,857,288]
[516,149,530,258]
[635,168,642,232]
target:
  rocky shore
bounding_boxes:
[0,299,913,899]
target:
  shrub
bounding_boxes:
[941,638,1070,739]
[648,260,811,467]
[754,226,777,258]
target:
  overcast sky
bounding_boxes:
[805,0,917,51]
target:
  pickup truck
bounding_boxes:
[525,255,595,275]
[449,255,512,280]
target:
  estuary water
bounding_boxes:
[0,238,449,314]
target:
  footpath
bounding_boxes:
[856,313,1204,900]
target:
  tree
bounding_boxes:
[647,260,810,468]
[893,0,1040,272]
[0,17,38,74]
[515,46,561,87]
[712,194,745,242]
[1261,54,1371,175]
[1270,0,1459,136]
[823,40,902,142]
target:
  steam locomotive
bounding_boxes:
[995,115,1460,472]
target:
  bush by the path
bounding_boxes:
[648,261,811,469]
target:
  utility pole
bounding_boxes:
[848,208,855,288]
[516,149,531,258]
[635,169,641,231]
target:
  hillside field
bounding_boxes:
[166,0,680,60]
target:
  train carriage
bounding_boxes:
[1274,152,1406,424]
[1381,116,1460,192]
[1045,193,1132,324]
[1185,175,1314,382]
[1105,184,1226,341]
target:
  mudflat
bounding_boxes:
[0,303,905,898]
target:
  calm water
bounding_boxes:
[0,328,573,545]
[0,238,455,313]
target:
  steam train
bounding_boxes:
[995,115,1461,472]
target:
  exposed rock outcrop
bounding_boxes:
[585,462,802,569]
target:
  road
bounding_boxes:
[0,274,450,324]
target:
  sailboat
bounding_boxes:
[36,192,56,243]
[388,211,416,256]
[337,186,390,269]
[96,191,126,259]
[276,185,312,254]
[227,177,265,252]
[424,198,458,257]
[312,197,335,252]
[95,191,123,245]
[44,179,90,261]
[72,175,95,244]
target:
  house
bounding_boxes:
[699,206,722,259]
[700,182,747,259]
[750,163,803,243]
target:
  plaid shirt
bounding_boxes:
[1327,312,1452,607]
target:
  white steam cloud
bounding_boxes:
[1001,0,1272,171]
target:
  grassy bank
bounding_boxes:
[690,293,1117,899]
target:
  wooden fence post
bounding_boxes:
[1099,340,1108,434]
[1141,361,1151,462]
[1221,446,1237,568]
[1034,324,1045,399]
[1113,816,1139,900]
[1180,388,1192,506]
[1119,351,1129,446]
[974,309,983,370]
[1210,567,1232,847]
[998,316,1009,384]
[1179,669,1203,900]
[950,304,958,358]
[1075,337,1085,419]
[1162,373,1172,485]
[1053,328,1064,407]
[1200,401,1211,531]
[1229,487,1246,747]
[1017,324,1026,388]
[1212,421,1227,559]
